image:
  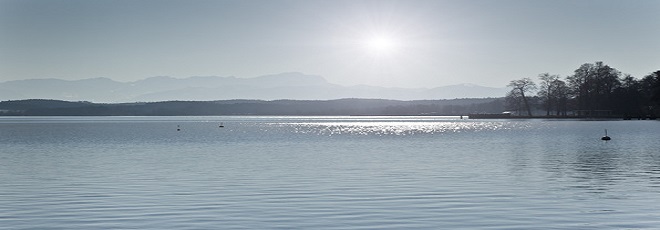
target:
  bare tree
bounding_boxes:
[567,61,621,112]
[505,89,524,115]
[552,79,570,115]
[537,73,559,115]
[507,78,537,116]
[537,73,570,116]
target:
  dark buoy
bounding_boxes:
[601,129,611,141]
[219,122,224,128]
[177,125,181,131]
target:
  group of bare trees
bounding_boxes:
[506,61,660,117]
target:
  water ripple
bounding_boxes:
[2,117,660,229]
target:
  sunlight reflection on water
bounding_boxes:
[277,118,530,136]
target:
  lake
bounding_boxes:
[1,116,659,229]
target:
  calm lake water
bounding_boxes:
[1,116,660,229]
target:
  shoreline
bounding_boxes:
[0,114,656,121]
[467,114,657,120]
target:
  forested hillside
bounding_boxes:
[0,98,504,116]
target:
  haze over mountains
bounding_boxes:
[0,72,507,103]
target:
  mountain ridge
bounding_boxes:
[0,73,507,102]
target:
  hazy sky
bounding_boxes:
[1,0,659,88]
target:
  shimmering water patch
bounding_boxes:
[265,116,532,136]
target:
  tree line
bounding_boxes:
[506,61,660,118]
[0,98,504,116]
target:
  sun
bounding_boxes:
[364,35,400,56]
[367,36,395,51]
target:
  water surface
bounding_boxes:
[1,116,659,229]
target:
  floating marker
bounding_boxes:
[601,129,611,141]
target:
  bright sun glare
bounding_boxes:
[365,35,399,56]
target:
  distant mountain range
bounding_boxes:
[0,72,507,102]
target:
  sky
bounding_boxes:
[1,0,659,88]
